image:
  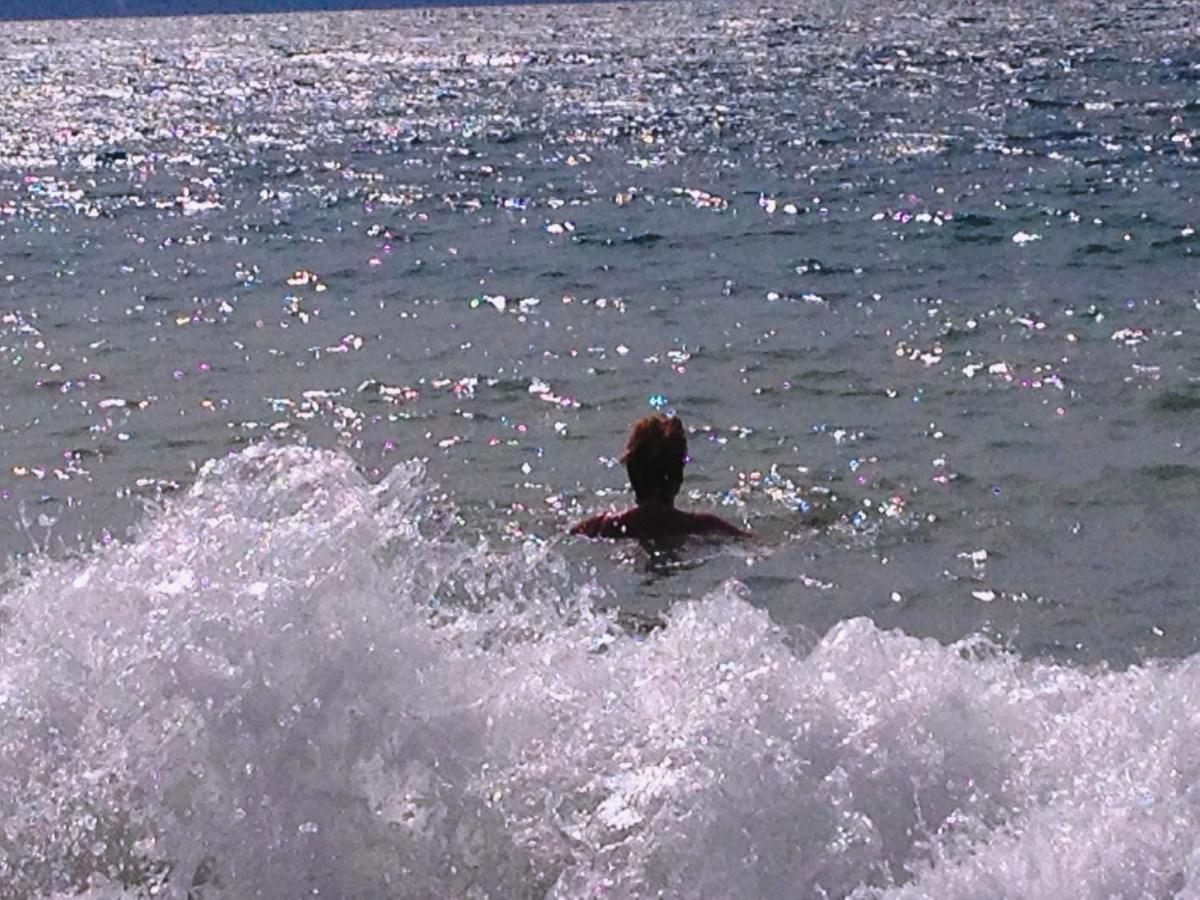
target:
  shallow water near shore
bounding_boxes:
[2,0,1200,894]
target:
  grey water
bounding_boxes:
[2,0,1200,896]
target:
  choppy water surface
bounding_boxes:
[1,0,1200,895]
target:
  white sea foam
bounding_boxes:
[1,444,1199,898]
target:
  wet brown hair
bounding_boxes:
[621,415,687,504]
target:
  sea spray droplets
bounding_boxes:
[2,446,1200,895]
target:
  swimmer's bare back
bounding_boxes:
[572,413,751,541]
[570,506,750,541]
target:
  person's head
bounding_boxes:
[621,414,687,505]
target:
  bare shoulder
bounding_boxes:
[571,508,745,541]
[569,513,609,537]
[689,511,751,538]
[569,511,632,539]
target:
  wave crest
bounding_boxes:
[0,445,1197,898]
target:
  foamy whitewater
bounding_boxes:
[0,444,1198,897]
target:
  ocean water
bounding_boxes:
[1,0,1199,895]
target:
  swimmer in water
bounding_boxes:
[570,414,750,540]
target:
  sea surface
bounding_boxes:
[1,0,1199,895]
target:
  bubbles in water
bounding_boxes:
[1,444,1199,897]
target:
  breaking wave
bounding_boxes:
[1,444,1198,898]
